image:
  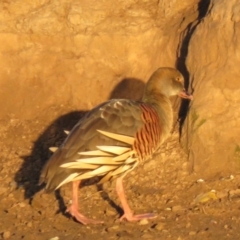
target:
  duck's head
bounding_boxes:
[144,67,193,100]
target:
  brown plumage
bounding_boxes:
[39,67,193,224]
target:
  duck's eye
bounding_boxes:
[176,77,181,82]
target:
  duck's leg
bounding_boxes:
[66,180,104,225]
[116,177,157,221]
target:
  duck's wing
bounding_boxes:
[40,99,149,191]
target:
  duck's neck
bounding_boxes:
[143,91,173,143]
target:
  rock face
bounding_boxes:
[0,0,197,119]
[0,0,239,177]
[183,0,240,177]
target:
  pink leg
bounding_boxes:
[116,177,157,221]
[66,180,103,225]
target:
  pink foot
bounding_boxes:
[120,212,157,222]
[67,205,104,225]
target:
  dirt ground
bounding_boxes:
[1,105,240,240]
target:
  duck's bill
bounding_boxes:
[178,90,193,100]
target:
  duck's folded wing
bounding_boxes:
[39,99,145,191]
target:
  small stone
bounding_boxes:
[107,225,119,232]
[3,231,11,239]
[0,187,7,196]
[144,159,155,169]
[217,191,228,199]
[160,153,166,159]
[31,198,43,210]
[224,225,228,229]
[198,230,206,234]
[210,220,217,225]
[229,189,240,198]
[19,202,26,208]
[154,223,165,231]
[105,209,116,216]
[172,205,185,212]
[189,231,196,235]
[8,193,14,198]
[27,221,33,227]
[116,230,133,238]
[9,181,17,189]
[48,237,59,240]
[141,233,152,238]
[139,219,149,225]
[165,207,172,211]
[186,223,191,228]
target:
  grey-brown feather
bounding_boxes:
[39,99,144,192]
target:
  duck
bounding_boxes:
[39,67,193,225]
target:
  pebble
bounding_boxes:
[105,209,116,216]
[160,153,166,159]
[48,237,59,240]
[27,221,33,227]
[189,231,196,235]
[3,231,11,239]
[172,205,185,212]
[217,191,228,199]
[210,220,217,225]
[19,202,26,208]
[154,223,165,231]
[116,230,133,238]
[139,219,149,225]
[141,233,153,238]
[144,159,156,170]
[31,198,43,210]
[186,222,191,228]
[9,181,17,189]
[165,207,172,211]
[0,187,7,196]
[106,225,119,232]
[229,189,240,198]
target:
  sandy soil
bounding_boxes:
[0,106,240,240]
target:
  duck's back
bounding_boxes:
[39,99,163,192]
